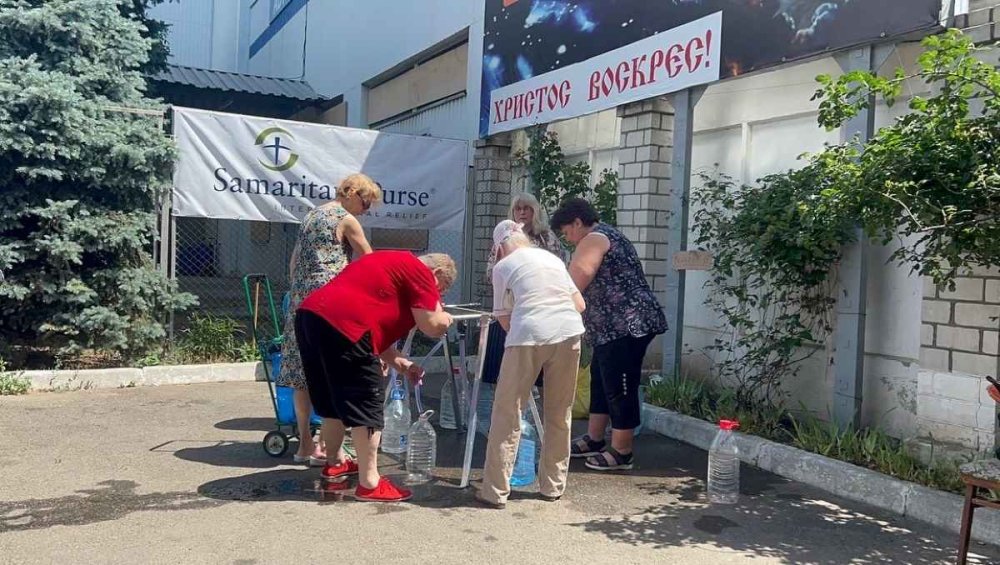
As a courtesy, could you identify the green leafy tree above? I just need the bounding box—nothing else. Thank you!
[814,29,1000,287]
[0,0,193,363]
[514,127,619,226]
[692,30,1000,407]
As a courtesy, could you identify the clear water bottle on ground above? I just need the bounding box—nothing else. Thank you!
[439,369,458,430]
[406,410,437,485]
[510,410,539,487]
[382,376,411,454]
[476,382,495,437]
[708,419,740,504]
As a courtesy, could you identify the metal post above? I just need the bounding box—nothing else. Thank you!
[831,44,894,430]
[441,332,464,430]
[663,87,705,376]
[462,164,476,305]
[157,192,172,275]
[527,391,544,442]
[461,313,492,488]
[167,213,178,340]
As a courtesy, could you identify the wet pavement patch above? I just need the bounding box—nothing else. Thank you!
[0,480,223,533]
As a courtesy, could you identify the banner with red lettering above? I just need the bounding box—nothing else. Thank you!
[487,12,720,135]
[480,0,943,137]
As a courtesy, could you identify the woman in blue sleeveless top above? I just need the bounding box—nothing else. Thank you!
[549,198,667,471]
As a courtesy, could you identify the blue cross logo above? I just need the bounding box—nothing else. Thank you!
[255,127,299,171]
[264,136,290,166]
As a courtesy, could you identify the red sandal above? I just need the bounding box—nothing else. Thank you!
[355,477,412,502]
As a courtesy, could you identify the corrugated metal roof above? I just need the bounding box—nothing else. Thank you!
[151,64,328,102]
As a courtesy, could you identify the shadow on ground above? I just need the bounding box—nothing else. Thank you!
[214,417,275,432]
[0,480,224,533]
[157,439,293,469]
[168,385,1000,564]
[567,435,997,565]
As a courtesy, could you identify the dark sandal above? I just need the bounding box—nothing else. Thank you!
[570,435,606,458]
[585,447,634,471]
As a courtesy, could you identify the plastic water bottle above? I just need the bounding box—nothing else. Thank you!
[475,382,495,437]
[382,376,411,454]
[439,370,457,430]
[708,419,740,504]
[510,410,539,487]
[405,410,437,484]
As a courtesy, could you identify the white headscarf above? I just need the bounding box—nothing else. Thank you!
[491,220,525,259]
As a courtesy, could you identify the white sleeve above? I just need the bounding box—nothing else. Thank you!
[492,265,511,315]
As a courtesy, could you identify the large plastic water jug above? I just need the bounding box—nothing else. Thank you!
[510,410,539,487]
[405,410,437,484]
[708,420,740,504]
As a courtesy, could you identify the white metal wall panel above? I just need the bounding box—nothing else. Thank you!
[374,96,469,305]
[376,96,470,141]
[150,0,215,69]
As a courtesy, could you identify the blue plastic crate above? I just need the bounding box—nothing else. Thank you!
[269,351,322,426]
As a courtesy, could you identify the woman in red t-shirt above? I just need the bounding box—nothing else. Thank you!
[297,251,455,502]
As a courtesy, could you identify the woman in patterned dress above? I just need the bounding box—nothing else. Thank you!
[549,197,667,471]
[280,173,381,465]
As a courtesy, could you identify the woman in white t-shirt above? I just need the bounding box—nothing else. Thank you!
[476,220,585,509]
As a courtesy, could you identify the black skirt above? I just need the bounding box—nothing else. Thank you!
[481,320,543,387]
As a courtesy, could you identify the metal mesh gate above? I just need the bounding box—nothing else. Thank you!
[171,216,468,333]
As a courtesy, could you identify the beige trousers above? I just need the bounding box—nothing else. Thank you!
[480,335,582,504]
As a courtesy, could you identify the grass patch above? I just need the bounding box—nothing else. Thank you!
[135,315,262,368]
[646,375,967,494]
[0,358,31,395]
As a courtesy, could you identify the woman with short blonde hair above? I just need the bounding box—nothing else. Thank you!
[336,173,382,204]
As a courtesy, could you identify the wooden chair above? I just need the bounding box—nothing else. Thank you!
[958,459,1000,564]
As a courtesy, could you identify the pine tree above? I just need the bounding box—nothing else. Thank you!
[0,0,194,364]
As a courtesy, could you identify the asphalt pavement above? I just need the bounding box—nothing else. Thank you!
[1,379,997,564]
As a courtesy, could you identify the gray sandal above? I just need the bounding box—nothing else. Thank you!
[585,447,634,471]
[570,435,606,458]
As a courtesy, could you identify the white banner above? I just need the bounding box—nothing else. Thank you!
[487,12,721,136]
[172,107,468,231]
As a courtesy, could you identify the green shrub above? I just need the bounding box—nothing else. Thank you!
[789,415,965,493]
[174,315,248,364]
[0,358,30,395]
[646,375,965,494]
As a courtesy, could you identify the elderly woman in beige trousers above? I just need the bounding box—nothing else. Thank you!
[476,220,586,509]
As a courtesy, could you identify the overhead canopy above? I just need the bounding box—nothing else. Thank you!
[153,64,327,101]
[149,65,341,119]
[171,107,468,232]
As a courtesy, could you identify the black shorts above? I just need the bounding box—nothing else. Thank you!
[294,310,384,430]
[590,334,655,430]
